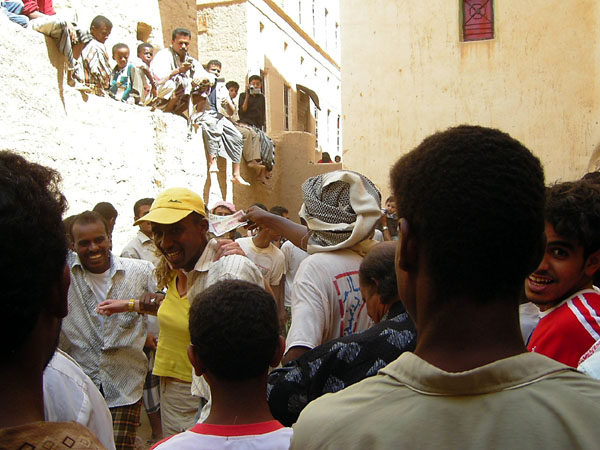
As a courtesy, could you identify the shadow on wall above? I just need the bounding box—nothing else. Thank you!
[157,0,198,59]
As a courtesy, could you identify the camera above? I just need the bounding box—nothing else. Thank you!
[249,86,262,95]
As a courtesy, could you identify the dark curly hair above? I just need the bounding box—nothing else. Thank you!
[0,151,68,357]
[359,242,398,304]
[390,125,546,300]
[546,180,600,258]
[189,280,279,381]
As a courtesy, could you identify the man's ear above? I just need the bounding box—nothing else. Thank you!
[396,218,417,272]
[270,335,285,368]
[188,344,206,377]
[584,248,600,279]
[48,263,70,318]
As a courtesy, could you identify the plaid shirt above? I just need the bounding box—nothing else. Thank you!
[60,252,156,408]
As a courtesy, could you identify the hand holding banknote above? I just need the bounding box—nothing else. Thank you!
[209,210,248,236]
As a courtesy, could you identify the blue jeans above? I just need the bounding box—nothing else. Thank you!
[1,1,28,27]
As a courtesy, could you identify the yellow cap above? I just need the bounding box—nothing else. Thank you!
[134,188,206,225]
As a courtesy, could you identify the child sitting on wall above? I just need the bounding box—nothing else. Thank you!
[109,43,138,103]
[151,280,292,449]
[80,15,112,96]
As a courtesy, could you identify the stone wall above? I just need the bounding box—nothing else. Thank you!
[0,15,206,252]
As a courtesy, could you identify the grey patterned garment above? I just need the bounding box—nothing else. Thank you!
[267,301,417,426]
[301,172,381,247]
[60,252,155,408]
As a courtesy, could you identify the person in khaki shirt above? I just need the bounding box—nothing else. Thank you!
[291,125,600,449]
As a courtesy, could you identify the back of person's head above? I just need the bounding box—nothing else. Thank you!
[390,125,545,300]
[546,181,600,257]
[226,81,239,90]
[93,201,118,221]
[252,202,268,211]
[133,197,154,218]
[321,152,332,163]
[70,210,109,241]
[359,242,398,304]
[582,171,600,184]
[189,280,280,381]
[90,15,112,29]
[172,27,191,40]
[0,151,68,358]
[270,205,288,217]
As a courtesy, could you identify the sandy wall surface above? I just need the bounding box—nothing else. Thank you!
[0,15,206,252]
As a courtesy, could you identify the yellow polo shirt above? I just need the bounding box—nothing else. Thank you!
[153,276,193,382]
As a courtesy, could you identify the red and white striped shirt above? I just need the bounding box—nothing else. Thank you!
[528,288,600,367]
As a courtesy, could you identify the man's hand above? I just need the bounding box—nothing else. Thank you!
[139,292,165,314]
[213,239,246,261]
[241,205,272,232]
[144,333,158,350]
[179,61,192,74]
[97,299,128,316]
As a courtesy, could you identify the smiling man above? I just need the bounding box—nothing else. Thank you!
[136,188,264,423]
[61,210,156,449]
[526,180,600,367]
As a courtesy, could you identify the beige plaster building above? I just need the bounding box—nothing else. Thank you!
[341,0,600,197]
[196,0,342,159]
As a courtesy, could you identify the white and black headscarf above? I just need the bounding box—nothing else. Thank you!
[299,171,382,254]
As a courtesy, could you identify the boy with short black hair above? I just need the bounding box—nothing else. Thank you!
[81,15,112,96]
[151,280,292,449]
[526,180,600,367]
[109,43,138,103]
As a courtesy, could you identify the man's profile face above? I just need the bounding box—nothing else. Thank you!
[136,204,153,237]
[172,34,191,57]
[91,23,112,44]
[72,220,111,274]
[139,47,153,65]
[525,222,591,311]
[151,214,208,272]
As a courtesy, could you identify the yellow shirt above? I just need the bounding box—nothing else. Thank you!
[153,276,193,382]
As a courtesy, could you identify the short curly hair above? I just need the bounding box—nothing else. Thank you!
[359,242,398,304]
[546,180,600,257]
[390,125,545,300]
[0,151,68,357]
[189,280,279,381]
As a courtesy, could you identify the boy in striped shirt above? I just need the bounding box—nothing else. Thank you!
[526,180,600,367]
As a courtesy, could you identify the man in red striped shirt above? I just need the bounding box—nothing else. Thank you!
[526,180,600,367]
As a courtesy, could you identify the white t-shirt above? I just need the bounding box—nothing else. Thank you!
[236,237,286,286]
[44,350,116,450]
[280,241,308,308]
[285,249,372,353]
[83,269,111,328]
[152,421,292,450]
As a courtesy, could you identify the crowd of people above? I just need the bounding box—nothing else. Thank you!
[3,4,600,447]
[3,124,600,450]
[3,1,276,186]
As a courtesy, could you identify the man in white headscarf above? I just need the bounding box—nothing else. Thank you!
[242,171,382,363]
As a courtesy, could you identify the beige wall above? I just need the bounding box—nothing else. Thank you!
[341,0,600,197]
[0,13,206,252]
[197,0,342,156]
